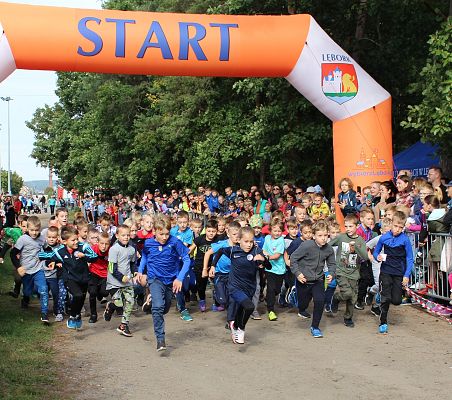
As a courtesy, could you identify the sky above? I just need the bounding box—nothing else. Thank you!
[0,0,103,183]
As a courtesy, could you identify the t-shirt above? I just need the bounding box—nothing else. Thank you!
[193,234,217,270]
[107,242,136,289]
[263,235,286,275]
[14,233,45,274]
[170,226,193,245]
[211,239,233,274]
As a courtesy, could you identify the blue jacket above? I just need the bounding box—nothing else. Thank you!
[139,236,190,285]
[373,231,413,278]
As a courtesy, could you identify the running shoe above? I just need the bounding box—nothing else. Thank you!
[117,323,133,337]
[41,313,50,325]
[180,309,193,321]
[235,328,245,344]
[156,340,167,352]
[54,313,64,322]
[66,317,77,330]
[297,311,311,319]
[103,302,114,322]
[268,311,278,321]
[250,310,262,320]
[379,324,388,334]
[344,318,355,328]
[199,300,206,312]
[354,301,365,310]
[310,327,323,338]
[370,306,381,317]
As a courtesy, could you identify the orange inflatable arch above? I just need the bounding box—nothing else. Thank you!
[0,2,392,201]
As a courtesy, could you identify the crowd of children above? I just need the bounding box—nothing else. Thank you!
[1,170,451,352]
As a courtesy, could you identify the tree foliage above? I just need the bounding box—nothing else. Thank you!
[401,19,452,157]
[27,0,449,193]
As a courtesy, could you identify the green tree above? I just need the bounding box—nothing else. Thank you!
[1,170,24,194]
[401,19,452,157]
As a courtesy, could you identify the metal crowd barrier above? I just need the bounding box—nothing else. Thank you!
[408,232,452,303]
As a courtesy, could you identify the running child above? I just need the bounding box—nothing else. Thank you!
[372,211,413,334]
[137,215,191,352]
[104,225,137,336]
[45,226,98,329]
[213,226,268,344]
[290,221,336,338]
[263,218,286,321]
[10,216,47,323]
[88,232,110,323]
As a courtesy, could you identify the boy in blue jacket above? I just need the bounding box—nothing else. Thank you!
[137,215,191,352]
[372,211,413,334]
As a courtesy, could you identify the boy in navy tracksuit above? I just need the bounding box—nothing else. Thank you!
[372,211,413,334]
[45,226,98,330]
[213,226,268,344]
[137,215,191,352]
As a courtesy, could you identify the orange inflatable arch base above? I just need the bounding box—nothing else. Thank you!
[0,2,393,203]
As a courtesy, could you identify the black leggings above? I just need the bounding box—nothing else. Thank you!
[266,272,284,312]
[66,280,88,318]
[296,279,325,329]
[194,269,208,301]
[88,275,108,315]
[234,298,255,330]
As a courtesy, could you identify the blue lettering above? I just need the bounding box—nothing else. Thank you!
[179,22,207,61]
[209,23,238,61]
[105,18,136,58]
[137,21,173,59]
[77,17,103,57]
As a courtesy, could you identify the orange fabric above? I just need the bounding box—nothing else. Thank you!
[333,97,392,225]
[0,2,309,77]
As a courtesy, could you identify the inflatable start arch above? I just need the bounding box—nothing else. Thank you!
[0,2,393,196]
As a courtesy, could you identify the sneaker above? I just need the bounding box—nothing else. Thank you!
[297,310,311,319]
[117,323,133,337]
[370,305,381,317]
[199,300,206,312]
[365,292,374,306]
[344,318,355,328]
[75,316,82,329]
[103,302,114,322]
[180,309,193,321]
[156,340,167,352]
[310,327,323,338]
[379,323,388,334]
[268,311,278,321]
[250,310,262,320]
[54,313,64,322]
[41,313,50,325]
[66,317,77,330]
[211,304,225,312]
[236,328,245,344]
[89,314,98,324]
[354,301,365,310]
[231,324,238,344]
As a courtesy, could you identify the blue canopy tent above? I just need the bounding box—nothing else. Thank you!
[393,141,439,178]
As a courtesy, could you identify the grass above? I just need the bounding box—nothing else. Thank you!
[0,257,60,400]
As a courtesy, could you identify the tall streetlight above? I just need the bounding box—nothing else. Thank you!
[1,96,12,194]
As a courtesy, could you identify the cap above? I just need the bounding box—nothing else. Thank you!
[306,186,315,193]
[249,215,263,228]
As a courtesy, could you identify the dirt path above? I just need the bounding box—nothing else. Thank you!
[56,298,451,400]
